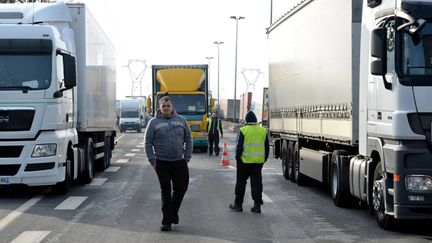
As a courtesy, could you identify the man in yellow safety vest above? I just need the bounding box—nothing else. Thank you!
[206,112,223,156]
[229,111,269,213]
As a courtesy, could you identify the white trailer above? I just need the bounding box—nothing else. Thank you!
[268,0,432,229]
[0,3,116,193]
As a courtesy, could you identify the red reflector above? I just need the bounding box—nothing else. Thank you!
[394,173,400,182]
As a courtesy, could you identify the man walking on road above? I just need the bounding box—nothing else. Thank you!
[229,111,269,213]
[145,96,192,231]
[206,112,223,156]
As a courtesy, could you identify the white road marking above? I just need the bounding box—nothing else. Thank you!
[115,159,129,163]
[131,149,140,152]
[125,153,135,157]
[11,231,50,243]
[105,166,120,172]
[55,196,87,210]
[227,165,236,170]
[0,196,43,232]
[139,142,143,145]
[136,145,144,148]
[262,193,274,203]
[114,134,125,144]
[262,167,276,170]
[89,178,108,186]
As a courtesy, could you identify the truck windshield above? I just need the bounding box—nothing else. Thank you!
[401,21,432,76]
[121,110,139,118]
[157,94,206,115]
[0,54,52,90]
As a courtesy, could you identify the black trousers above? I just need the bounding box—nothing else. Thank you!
[208,133,220,155]
[234,160,264,205]
[156,160,189,225]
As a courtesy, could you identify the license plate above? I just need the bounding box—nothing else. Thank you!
[0,177,10,184]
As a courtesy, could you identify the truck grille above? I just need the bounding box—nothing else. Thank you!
[0,164,20,176]
[0,146,23,158]
[190,124,201,132]
[25,162,55,172]
[0,109,35,131]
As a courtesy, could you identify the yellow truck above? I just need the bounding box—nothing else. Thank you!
[148,65,214,152]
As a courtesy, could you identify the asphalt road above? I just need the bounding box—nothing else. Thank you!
[1,129,432,242]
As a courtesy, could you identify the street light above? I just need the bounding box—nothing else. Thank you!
[230,16,244,123]
[213,41,224,106]
[205,56,214,65]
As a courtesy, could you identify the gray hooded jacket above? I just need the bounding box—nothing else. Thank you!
[144,109,192,165]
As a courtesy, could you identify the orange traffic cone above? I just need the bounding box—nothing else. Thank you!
[220,142,230,166]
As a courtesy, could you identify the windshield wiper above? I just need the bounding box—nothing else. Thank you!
[0,86,32,93]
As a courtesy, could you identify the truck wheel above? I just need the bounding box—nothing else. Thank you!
[294,143,308,186]
[105,136,112,168]
[372,162,395,229]
[281,140,289,180]
[81,138,94,184]
[137,127,142,133]
[53,158,72,194]
[288,142,295,182]
[330,150,351,207]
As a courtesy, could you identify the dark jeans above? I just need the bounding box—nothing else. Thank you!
[234,160,264,205]
[208,133,220,155]
[156,159,189,225]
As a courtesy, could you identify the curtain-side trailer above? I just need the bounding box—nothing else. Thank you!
[268,0,432,229]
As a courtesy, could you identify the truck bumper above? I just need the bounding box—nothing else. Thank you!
[120,123,140,131]
[193,138,208,148]
[383,140,432,219]
[0,130,68,186]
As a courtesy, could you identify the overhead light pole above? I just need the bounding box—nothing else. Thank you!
[230,16,244,122]
[213,41,224,106]
[205,56,214,65]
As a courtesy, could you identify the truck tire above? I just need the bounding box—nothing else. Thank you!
[52,158,72,195]
[288,142,295,182]
[80,138,94,184]
[281,140,289,180]
[372,162,395,229]
[294,143,308,186]
[105,136,112,168]
[137,127,142,133]
[330,150,352,207]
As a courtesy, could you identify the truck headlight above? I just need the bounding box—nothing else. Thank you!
[32,144,57,157]
[405,175,432,192]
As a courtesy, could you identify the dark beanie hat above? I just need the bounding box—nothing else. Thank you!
[245,111,257,123]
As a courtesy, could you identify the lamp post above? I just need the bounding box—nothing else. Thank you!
[230,16,244,122]
[213,41,224,106]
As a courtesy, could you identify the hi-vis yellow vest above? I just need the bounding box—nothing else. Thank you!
[240,125,267,163]
[208,117,221,134]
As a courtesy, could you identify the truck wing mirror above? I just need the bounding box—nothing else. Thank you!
[370,28,387,76]
[63,54,77,89]
[370,27,391,89]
